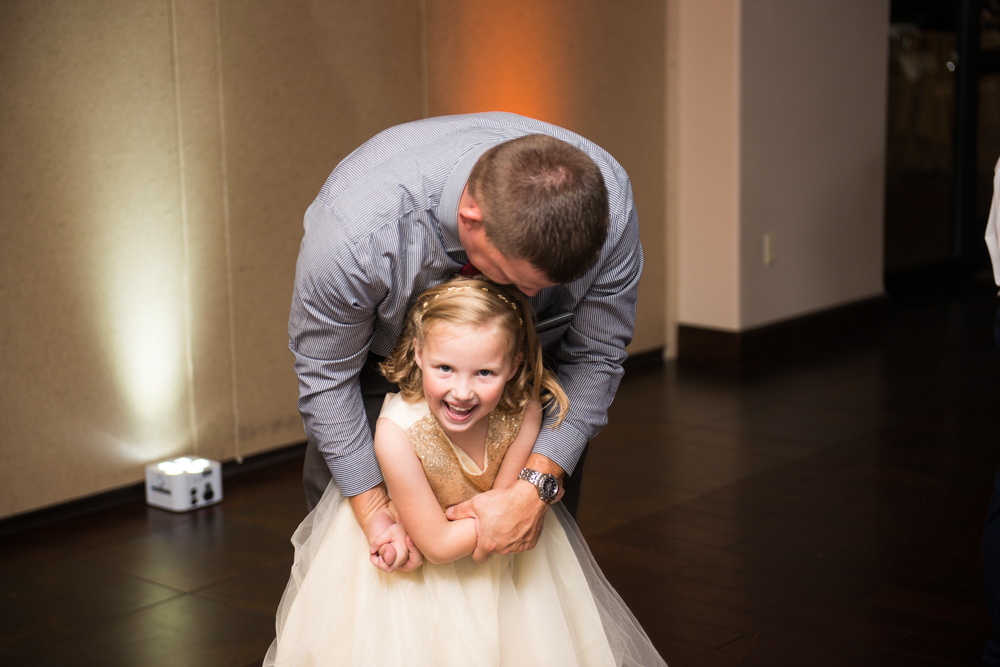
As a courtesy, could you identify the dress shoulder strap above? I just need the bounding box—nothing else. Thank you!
[377,392,430,432]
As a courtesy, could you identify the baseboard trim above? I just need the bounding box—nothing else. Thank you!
[622,347,665,373]
[678,295,888,369]
[0,440,308,539]
[676,327,742,368]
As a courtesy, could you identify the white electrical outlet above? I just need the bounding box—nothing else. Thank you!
[763,232,777,267]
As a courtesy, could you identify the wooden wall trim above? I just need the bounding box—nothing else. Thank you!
[0,441,308,539]
[678,296,888,369]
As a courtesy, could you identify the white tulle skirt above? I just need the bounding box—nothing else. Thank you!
[264,483,667,667]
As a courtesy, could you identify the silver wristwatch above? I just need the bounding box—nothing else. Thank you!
[518,468,559,503]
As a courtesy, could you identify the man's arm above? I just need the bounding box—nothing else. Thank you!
[446,452,561,563]
[534,195,642,474]
[289,230,385,497]
[351,483,424,573]
[447,181,642,559]
[291,238,425,573]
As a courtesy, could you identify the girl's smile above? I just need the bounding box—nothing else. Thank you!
[443,400,477,421]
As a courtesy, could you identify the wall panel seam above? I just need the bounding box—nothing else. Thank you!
[168,0,200,455]
[211,0,242,462]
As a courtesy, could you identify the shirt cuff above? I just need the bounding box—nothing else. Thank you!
[328,444,385,497]
[532,421,589,476]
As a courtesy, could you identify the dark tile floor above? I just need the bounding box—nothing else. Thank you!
[2,281,999,666]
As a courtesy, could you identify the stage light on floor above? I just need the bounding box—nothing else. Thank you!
[145,456,222,512]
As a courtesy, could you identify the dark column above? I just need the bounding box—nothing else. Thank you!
[951,0,981,262]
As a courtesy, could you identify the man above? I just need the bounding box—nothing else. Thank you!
[289,112,641,568]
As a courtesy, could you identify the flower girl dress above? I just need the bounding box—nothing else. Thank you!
[264,393,667,666]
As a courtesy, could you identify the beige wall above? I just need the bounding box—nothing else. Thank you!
[674,0,743,331]
[0,0,424,518]
[739,0,887,328]
[2,1,188,513]
[1,0,668,518]
[670,0,887,335]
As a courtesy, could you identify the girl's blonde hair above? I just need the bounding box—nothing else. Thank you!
[380,276,569,426]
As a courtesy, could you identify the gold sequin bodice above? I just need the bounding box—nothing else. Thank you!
[380,395,524,509]
[407,408,524,509]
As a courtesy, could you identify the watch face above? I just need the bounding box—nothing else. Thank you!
[541,477,559,499]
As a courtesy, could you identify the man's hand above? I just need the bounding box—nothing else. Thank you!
[349,484,425,573]
[445,454,564,563]
[446,482,546,562]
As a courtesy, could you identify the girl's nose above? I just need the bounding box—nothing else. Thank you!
[452,377,475,400]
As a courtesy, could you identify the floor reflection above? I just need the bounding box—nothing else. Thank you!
[1,282,998,666]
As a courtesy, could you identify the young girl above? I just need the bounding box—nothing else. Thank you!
[265,277,667,666]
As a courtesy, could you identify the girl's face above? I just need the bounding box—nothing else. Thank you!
[413,321,519,436]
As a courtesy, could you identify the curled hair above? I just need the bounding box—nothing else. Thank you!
[380,276,568,427]
[467,134,609,284]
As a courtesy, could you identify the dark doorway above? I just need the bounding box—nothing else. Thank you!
[885,0,1000,294]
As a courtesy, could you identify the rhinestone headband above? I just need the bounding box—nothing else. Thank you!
[422,285,523,326]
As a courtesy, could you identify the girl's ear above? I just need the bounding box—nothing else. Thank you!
[506,353,523,382]
[412,339,424,369]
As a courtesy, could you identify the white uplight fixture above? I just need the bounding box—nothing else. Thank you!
[145,456,223,512]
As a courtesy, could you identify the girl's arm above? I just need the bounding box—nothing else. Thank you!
[375,419,478,564]
[493,399,543,490]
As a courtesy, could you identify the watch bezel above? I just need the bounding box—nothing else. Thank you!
[539,475,559,500]
[519,467,559,502]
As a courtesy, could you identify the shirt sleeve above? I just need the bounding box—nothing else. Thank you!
[532,184,643,475]
[987,155,1000,288]
[288,216,387,497]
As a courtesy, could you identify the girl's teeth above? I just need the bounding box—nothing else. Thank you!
[449,403,473,414]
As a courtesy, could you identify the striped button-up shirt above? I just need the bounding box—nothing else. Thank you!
[289,112,642,496]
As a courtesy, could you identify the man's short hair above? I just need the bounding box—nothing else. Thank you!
[467,134,609,284]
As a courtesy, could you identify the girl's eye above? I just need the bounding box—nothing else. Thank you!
[438,365,452,373]
[477,369,494,377]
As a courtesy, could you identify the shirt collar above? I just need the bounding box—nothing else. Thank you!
[438,140,502,254]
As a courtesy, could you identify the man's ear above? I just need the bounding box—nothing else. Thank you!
[457,190,484,230]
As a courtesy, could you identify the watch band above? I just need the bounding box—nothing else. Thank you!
[519,467,559,503]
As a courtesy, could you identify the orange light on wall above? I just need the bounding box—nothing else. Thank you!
[426,0,575,126]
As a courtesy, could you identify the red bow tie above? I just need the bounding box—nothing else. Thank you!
[460,262,481,277]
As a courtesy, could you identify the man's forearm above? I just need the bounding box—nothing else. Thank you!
[524,452,564,481]
[349,483,394,541]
